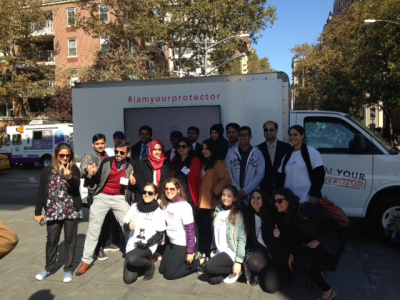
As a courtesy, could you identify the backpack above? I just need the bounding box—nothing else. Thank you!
[298,196,350,227]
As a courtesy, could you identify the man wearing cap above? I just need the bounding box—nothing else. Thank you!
[165,131,183,162]
[105,131,126,156]
[130,125,153,162]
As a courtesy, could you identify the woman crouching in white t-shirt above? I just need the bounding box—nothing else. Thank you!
[203,185,246,285]
[159,177,201,280]
[123,183,165,284]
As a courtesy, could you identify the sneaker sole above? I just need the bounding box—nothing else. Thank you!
[63,278,72,283]
[97,256,108,261]
[103,248,120,252]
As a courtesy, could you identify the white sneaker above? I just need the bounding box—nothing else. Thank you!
[63,271,73,283]
[36,269,51,281]
[223,271,242,284]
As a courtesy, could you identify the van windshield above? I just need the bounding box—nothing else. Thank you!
[346,115,397,153]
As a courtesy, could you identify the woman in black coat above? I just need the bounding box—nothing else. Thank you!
[273,187,345,300]
[136,140,172,202]
[244,189,292,293]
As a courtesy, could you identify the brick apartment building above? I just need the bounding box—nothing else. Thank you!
[0,0,167,140]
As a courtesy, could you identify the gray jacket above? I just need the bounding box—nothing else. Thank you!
[80,150,108,194]
[93,157,139,204]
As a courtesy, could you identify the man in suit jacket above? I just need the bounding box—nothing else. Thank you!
[257,121,291,198]
[131,125,153,162]
[187,126,202,159]
[165,131,183,162]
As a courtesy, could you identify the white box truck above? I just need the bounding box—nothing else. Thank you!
[0,120,73,167]
[72,72,400,235]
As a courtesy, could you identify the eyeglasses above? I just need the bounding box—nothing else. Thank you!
[164,187,177,192]
[114,150,126,155]
[142,190,155,196]
[264,128,276,133]
[113,135,124,139]
[273,198,286,204]
[177,145,188,149]
[58,154,71,159]
[238,133,250,138]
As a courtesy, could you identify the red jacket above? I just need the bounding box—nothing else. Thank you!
[187,157,202,207]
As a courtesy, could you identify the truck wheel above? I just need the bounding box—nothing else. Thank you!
[41,155,52,167]
[370,196,400,236]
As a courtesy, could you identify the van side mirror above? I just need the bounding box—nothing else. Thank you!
[349,134,368,153]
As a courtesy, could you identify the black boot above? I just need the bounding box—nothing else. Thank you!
[143,259,155,281]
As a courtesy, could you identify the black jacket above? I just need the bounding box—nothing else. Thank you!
[136,157,172,202]
[291,202,345,271]
[131,140,152,162]
[257,140,291,197]
[35,165,82,216]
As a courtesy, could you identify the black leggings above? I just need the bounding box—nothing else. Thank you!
[293,247,331,292]
[159,242,200,280]
[196,209,213,256]
[123,247,152,284]
[205,252,234,285]
[247,249,284,294]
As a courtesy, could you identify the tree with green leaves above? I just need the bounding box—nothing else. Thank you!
[0,0,55,119]
[76,0,277,79]
[291,0,400,143]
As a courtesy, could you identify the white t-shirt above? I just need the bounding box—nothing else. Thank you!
[124,203,166,254]
[254,215,267,248]
[279,145,323,203]
[214,209,236,262]
[163,200,194,246]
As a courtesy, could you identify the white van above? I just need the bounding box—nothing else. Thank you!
[0,120,73,167]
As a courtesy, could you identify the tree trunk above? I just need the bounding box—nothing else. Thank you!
[22,97,32,119]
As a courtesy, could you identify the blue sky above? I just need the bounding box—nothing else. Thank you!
[253,0,334,82]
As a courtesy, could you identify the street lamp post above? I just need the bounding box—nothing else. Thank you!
[198,33,250,76]
[364,19,400,26]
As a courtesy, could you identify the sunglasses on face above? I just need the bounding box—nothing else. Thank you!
[113,135,124,139]
[171,137,179,141]
[114,150,126,155]
[58,154,71,159]
[142,190,155,196]
[264,128,276,132]
[177,145,188,149]
[273,198,285,204]
[164,187,177,192]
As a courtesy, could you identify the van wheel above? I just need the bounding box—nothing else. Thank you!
[370,196,400,236]
[41,155,52,167]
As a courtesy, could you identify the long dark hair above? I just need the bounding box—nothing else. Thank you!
[244,189,273,233]
[51,142,76,177]
[174,137,194,168]
[273,188,300,228]
[222,185,241,225]
[201,138,219,170]
[288,125,307,144]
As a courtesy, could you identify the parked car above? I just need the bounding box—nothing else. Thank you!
[0,154,11,171]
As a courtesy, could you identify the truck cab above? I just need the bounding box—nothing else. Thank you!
[291,110,400,234]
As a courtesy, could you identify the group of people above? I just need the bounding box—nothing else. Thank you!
[33,121,344,300]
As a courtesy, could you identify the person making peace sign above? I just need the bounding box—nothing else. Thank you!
[34,142,82,283]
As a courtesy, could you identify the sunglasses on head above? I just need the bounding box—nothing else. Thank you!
[58,154,71,159]
[164,187,176,192]
[177,145,188,149]
[114,150,126,155]
[273,198,285,204]
[142,190,155,196]
[264,128,276,132]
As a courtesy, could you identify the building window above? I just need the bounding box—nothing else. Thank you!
[0,101,14,117]
[68,38,77,57]
[70,69,79,87]
[67,8,76,26]
[100,36,110,54]
[99,5,109,23]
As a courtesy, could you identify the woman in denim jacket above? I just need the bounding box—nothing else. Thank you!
[203,185,246,285]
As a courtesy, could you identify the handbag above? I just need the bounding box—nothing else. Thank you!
[299,196,350,227]
[0,220,19,259]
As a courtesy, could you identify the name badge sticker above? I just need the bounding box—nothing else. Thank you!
[120,177,129,185]
[181,166,190,175]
